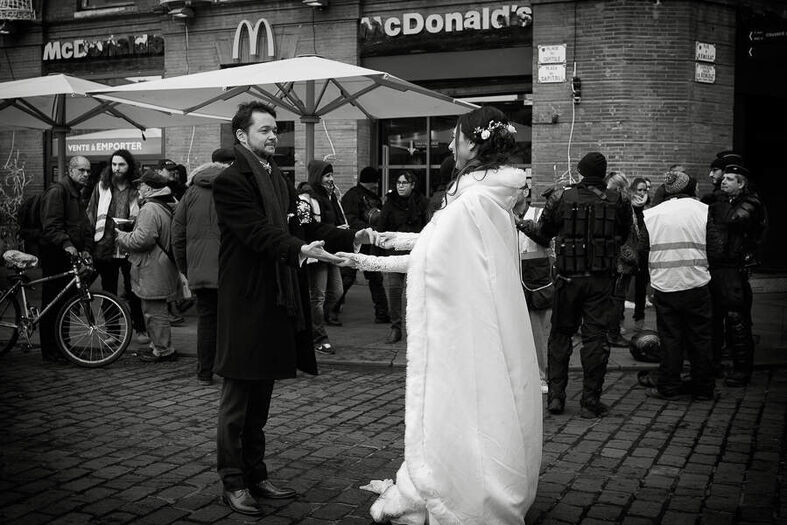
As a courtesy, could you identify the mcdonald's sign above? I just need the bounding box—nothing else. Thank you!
[232,18,275,61]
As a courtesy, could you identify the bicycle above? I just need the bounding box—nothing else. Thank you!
[0,249,132,367]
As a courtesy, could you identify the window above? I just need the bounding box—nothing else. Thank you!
[78,0,134,10]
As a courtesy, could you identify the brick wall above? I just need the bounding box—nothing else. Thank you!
[531,0,736,196]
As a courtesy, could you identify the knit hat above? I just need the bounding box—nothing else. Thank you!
[133,168,169,189]
[359,166,379,183]
[664,170,692,195]
[577,152,607,180]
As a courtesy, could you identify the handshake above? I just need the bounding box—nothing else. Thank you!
[299,228,397,268]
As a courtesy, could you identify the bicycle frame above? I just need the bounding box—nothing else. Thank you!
[3,264,90,329]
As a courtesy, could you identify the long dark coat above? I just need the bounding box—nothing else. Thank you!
[212,150,355,380]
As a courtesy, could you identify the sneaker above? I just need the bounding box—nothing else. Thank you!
[135,331,151,344]
[169,314,185,326]
[580,402,610,418]
[547,398,564,414]
[314,343,335,355]
[137,347,177,362]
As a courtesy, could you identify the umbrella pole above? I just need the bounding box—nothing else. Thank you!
[302,80,317,164]
[54,94,67,179]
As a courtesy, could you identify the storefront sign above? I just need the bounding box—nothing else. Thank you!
[62,129,163,158]
[694,63,716,84]
[232,18,275,61]
[361,5,532,38]
[695,41,716,63]
[42,34,164,62]
[538,44,565,64]
[538,64,565,83]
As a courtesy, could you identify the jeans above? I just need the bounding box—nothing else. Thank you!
[217,378,275,491]
[140,299,174,356]
[194,288,217,378]
[308,262,342,343]
[653,285,714,396]
[387,272,406,331]
[94,258,145,333]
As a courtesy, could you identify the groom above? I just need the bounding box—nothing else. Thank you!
[212,101,375,516]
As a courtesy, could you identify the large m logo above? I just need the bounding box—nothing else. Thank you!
[232,18,275,61]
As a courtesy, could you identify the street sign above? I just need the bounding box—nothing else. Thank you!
[695,63,716,84]
[538,64,566,83]
[695,41,716,63]
[538,44,566,64]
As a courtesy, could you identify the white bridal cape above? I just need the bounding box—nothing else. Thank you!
[356,166,543,524]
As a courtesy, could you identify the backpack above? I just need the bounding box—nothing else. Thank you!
[16,193,43,254]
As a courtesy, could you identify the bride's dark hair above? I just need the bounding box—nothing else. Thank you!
[454,105,517,177]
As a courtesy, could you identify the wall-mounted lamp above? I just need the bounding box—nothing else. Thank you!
[302,0,329,8]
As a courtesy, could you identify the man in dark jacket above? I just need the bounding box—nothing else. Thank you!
[338,166,390,324]
[39,156,94,362]
[211,101,375,516]
[521,152,632,418]
[702,151,743,205]
[707,164,766,387]
[172,161,225,384]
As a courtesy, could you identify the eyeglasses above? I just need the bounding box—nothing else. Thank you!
[396,180,411,185]
[73,168,90,173]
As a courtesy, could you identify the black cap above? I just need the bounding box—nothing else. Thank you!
[133,168,170,189]
[211,148,235,164]
[724,164,750,178]
[359,166,379,183]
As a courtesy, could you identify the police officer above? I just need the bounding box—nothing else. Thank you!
[702,151,743,205]
[521,151,632,418]
[707,164,766,387]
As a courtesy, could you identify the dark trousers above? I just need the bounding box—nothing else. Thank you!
[94,258,145,333]
[194,288,217,378]
[548,274,613,408]
[633,264,649,322]
[609,274,632,337]
[653,285,714,396]
[39,245,75,358]
[217,378,275,491]
[709,268,754,380]
[339,266,389,321]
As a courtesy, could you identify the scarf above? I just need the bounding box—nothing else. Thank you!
[94,184,112,241]
[234,145,305,330]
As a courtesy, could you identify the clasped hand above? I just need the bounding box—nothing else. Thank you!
[300,227,378,266]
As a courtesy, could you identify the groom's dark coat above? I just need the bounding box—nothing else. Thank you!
[212,148,355,380]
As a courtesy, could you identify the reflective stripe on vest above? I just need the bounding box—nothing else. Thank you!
[644,198,710,292]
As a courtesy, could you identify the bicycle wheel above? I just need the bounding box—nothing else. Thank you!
[55,291,131,367]
[0,292,21,355]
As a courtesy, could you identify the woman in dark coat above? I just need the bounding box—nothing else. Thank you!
[378,171,428,343]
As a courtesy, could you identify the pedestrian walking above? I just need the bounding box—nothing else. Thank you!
[115,169,180,363]
[171,162,225,384]
[210,101,374,517]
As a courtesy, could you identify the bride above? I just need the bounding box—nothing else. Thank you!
[338,106,542,524]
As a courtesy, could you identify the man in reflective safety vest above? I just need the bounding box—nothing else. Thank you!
[643,171,715,401]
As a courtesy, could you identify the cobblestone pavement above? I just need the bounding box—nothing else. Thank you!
[1,351,785,524]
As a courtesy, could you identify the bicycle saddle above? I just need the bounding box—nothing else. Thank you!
[3,249,39,269]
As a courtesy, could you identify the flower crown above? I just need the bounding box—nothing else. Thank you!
[473,120,517,141]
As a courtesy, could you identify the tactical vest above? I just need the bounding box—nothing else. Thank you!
[555,186,621,275]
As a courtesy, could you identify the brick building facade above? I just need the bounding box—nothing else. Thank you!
[1,0,785,267]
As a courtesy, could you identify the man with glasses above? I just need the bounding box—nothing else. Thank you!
[38,156,94,362]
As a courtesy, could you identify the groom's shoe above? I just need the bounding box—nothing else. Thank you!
[547,398,564,415]
[221,488,265,516]
[250,479,297,500]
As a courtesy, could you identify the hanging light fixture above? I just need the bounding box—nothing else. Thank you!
[302,0,329,8]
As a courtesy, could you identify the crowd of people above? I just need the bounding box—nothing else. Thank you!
[14,100,768,523]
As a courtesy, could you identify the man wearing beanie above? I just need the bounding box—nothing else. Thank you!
[707,163,766,387]
[337,167,390,324]
[521,151,632,418]
[642,170,716,401]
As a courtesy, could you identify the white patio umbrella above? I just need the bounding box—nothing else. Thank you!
[0,74,226,175]
[92,55,477,163]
